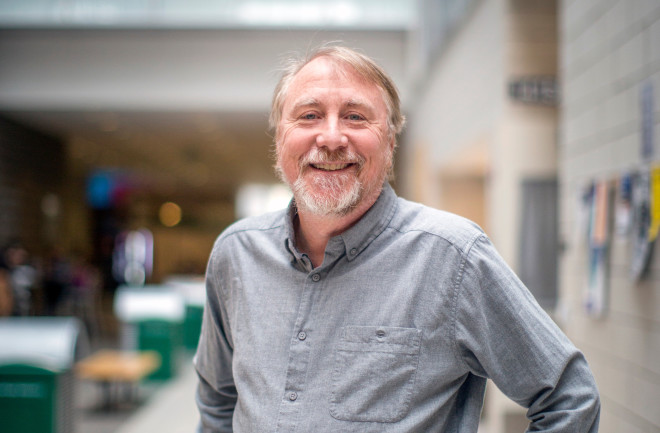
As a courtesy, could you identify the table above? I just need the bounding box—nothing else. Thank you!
[76,349,161,409]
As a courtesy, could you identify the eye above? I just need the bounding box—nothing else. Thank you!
[346,113,365,121]
[300,112,319,120]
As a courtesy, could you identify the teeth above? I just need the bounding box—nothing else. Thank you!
[313,163,349,171]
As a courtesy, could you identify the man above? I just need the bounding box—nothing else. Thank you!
[194,45,600,432]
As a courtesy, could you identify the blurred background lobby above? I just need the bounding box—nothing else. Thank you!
[0,0,659,432]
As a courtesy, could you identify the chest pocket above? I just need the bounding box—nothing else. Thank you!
[329,326,422,423]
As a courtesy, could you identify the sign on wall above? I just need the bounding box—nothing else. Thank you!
[508,76,558,106]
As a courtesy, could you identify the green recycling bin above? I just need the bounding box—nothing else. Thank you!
[183,304,204,351]
[164,275,206,352]
[0,317,86,433]
[137,319,182,380]
[114,286,185,381]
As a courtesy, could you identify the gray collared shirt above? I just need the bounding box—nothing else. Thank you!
[194,183,600,432]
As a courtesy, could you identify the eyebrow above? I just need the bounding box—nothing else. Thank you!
[345,98,375,112]
[290,97,321,112]
[290,97,375,114]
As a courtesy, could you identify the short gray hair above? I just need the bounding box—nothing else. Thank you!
[269,44,406,143]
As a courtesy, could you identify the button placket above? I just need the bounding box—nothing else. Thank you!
[275,270,320,430]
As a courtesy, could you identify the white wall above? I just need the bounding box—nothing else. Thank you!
[559,0,660,431]
[404,1,561,430]
[404,0,558,265]
[403,0,505,228]
[407,0,505,170]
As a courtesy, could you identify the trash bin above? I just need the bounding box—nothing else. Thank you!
[114,286,184,381]
[0,317,87,433]
[164,275,206,352]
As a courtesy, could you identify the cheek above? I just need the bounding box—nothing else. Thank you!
[275,143,302,182]
[358,132,391,163]
[359,143,393,180]
[277,126,312,158]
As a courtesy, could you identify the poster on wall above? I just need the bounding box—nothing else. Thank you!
[584,180,612,318]
[641,82,654,161]
[575,181,594,243]
[629,82,657,281]
[649,165,660,242]
[630,170,654,281]
[615,174,633,237]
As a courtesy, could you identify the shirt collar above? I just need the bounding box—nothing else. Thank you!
[284,182,398,264]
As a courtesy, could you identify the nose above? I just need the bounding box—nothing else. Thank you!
[316,117,348,149]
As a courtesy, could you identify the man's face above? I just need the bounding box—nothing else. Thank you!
[275,57,393,217]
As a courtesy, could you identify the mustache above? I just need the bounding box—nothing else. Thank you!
[298,147,365,171]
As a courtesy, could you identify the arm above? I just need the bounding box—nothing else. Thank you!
[194,246,237,432]
[453,235,600,432]
[195,368,236,433]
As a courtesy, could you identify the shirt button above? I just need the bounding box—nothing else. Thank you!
[288,392,298,401]
[350,248,358,256]
[311,273,321,282]
[297,331,307,340]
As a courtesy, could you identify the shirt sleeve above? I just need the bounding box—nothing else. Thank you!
[453,235,601,432]
[194,244,237,433]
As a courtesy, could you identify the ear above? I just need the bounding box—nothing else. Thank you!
[388,134,396,153]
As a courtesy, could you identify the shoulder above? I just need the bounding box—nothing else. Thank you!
[389,196,486,255]
[212,209,287,251]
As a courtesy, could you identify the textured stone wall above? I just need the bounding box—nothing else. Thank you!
[559,1,660,431]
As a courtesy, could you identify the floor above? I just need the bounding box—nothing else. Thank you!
[76,354,200,433]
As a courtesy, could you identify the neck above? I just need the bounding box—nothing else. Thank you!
[294,187,382,268]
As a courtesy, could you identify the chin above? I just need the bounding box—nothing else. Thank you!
[293,176,363,217]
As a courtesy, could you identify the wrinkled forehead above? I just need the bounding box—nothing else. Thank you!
[293,57,370,90]
[284,56,387,109]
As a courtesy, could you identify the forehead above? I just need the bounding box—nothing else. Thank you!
[296,56,356,81]
[284,57,384,106]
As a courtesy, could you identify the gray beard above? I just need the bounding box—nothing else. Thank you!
[291,171,363,217]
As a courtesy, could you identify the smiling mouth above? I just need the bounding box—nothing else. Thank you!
[310,163,354,171]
